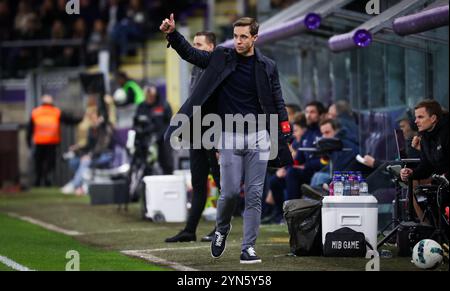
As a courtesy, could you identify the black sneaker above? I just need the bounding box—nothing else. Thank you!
[164,230,196,243]
[211,225,232,258]
[201,229,216,242]
[240,247,262,264]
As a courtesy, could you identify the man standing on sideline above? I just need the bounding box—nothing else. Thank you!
[27,95,80,187]
[165,31,221,243]
[160,14,293,263]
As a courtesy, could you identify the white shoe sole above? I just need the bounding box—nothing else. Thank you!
[240,259,262,264]
[210,224,232,259]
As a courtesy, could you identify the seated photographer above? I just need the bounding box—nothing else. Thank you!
[400,99,449,222]
[310,119,359,188]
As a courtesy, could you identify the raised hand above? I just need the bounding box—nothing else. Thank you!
[160,13,176,34]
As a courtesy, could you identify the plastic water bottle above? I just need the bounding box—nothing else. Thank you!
[329,178,334,196]
[329,172,341,196]
[343,172,351,196]
[349,172,359,196]
[359,177,369,195]
[334,174,344,196]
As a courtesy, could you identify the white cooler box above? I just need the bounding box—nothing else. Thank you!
[143,175,187,222]
[322,195,378,249]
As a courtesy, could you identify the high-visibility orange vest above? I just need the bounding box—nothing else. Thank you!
[31,105,62,145]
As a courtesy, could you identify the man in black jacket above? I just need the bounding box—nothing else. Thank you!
[400,99,449,223]
[165,31,221,243]
[400,99,449,182]
[160,14,292,264]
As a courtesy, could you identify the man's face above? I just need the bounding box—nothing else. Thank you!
[305,105,320,125]
[293,124,305,142]
[399,120,413,139]
[193,35,214,52]
[286,107,296,124]
[320,123,336,139]
[145,87,157,104]
[415,107,437,132]
[233,26,257,56]
[327,104,337,120]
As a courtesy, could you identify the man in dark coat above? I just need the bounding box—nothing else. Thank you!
[160,14,292,264]
[165,31,221,243]
[400,99,449,223]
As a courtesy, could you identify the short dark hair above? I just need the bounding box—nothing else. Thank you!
[286,103,302,113]
[335,99,353,116]
[195,31,217,47]
[320,118,340,131]
[306,101,326,115]
[293,113,307,129]
[115,71,128,80]
[233,17,259,36]
[414,99,443,120]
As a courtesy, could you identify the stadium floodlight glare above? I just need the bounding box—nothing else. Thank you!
[328,29,373,52]
[220,13,322,48]
[393,4,449,36]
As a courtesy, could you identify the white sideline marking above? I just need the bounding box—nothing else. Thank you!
[126,245,211,252]
[81,227,170,236]
[6,212,83,236]
[121,243,283,271]
[121,250,198,271]
[0,255,34,271]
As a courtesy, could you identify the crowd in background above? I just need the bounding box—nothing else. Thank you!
[0,0,200,77]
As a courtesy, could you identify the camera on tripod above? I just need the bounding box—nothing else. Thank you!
[378,162,449,256]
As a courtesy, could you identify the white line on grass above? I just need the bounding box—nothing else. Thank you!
[121,250,198,271]
[0,255,34,271]
[6,212,83,236]
[122,245,211,253]
[121,243,284,271]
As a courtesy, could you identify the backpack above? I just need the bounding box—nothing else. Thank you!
[284,198,323,256]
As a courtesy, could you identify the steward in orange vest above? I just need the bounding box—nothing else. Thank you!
[31,103,62,145]
[27,95,81,187]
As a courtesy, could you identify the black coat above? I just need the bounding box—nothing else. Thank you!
[163,30,293,168]
[412,113,449,180]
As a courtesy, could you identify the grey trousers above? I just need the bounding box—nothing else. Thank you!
[216,131,270,251]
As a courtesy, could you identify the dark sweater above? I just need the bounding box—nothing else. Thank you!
[215,54,263,130]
